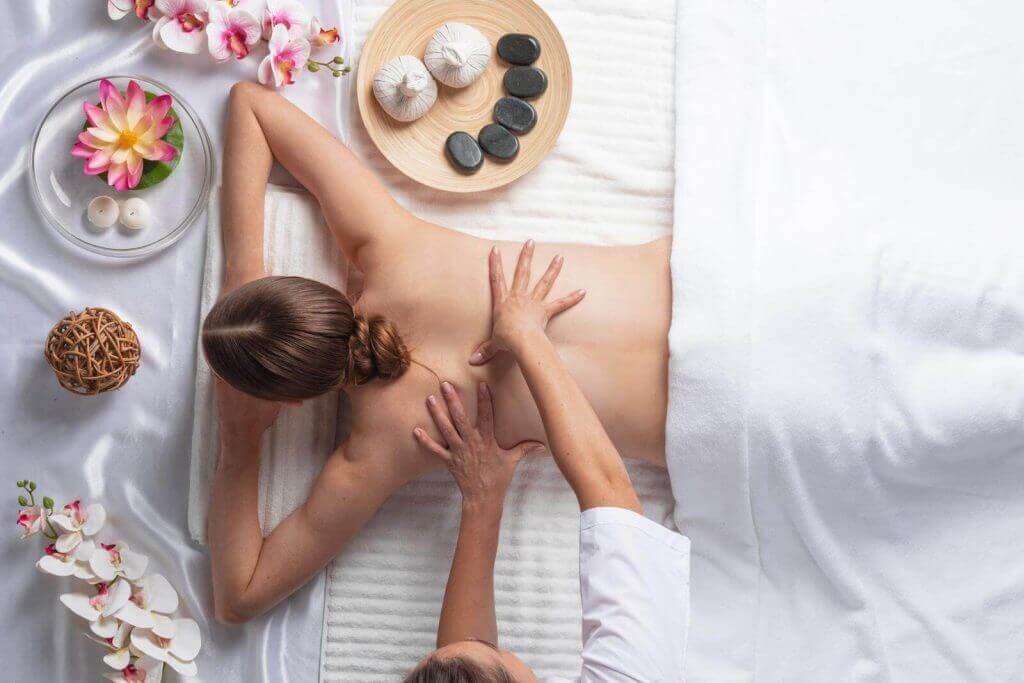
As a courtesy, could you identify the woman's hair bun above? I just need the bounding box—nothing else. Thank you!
[347,313,411,385]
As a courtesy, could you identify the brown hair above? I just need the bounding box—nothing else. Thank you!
[403,656,514,683]
[201,276,410,401]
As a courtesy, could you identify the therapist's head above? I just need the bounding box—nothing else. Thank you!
[404,640,537,682]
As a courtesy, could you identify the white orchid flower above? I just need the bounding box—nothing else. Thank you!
[103,655,164,683]
[90,541,149,582]
[261,0,310,40]
[49,500,105,554]
[109,0,157,20]
[61,579,133,623]
[16,506,46,538]
[114,574,180,629]
[85,620,134,670]
[130,618,201,676]
[153,0,210,54]
[207,2,261,61]
[37,539,97,580]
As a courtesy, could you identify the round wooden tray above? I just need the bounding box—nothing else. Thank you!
[356,0,572,193]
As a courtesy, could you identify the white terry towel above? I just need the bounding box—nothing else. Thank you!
[668,0,1024,681]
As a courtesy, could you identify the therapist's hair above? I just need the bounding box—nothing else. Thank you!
[202,275,410,401]
[403,657,514,683]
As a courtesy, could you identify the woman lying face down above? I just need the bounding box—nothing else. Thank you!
[202,82,671,626]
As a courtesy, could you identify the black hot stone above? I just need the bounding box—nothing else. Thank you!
[503,66,548,99]
[478,124,520,161]
[493,97,537,134]
[445,132,484,174]
[497,33,541,65]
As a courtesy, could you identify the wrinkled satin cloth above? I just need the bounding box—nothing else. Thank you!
[0,2,349,681]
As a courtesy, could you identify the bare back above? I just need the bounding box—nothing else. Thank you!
[346,221,672,481]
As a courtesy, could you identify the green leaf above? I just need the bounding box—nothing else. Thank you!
[18,495,27,506]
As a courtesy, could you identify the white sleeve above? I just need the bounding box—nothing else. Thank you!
[575,507,690,683]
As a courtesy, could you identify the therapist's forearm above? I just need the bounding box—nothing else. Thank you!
[510,330,642,513]
[435,498,503,648]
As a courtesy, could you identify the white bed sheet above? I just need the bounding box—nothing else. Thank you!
[0,2,350,681]
[670,1,1024,680]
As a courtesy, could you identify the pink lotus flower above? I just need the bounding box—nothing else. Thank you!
[261,0,310,39]
[152,0,209,54]
[258,24,310,88]
[308,17,339,48]
[71,80,177,193]
[207,3,261,61]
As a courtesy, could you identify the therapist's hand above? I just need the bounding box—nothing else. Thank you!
[415,381,544,506]
[469,240,586,366]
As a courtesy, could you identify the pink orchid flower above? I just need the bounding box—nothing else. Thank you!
[71,80,177,193]
[261,0,310,39]
[258,24,310,88]
[48,498,106,553]
[207,3,261,61]
[131,617,201,677]
[152,0,209,54]
[37,541,97,580]
[16,506,45,538]
[308,17,339,48]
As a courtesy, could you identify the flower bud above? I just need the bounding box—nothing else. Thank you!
[332,56,345,64]
[307,62,320,72]
[43,497,54,509]
[18,496,27,506]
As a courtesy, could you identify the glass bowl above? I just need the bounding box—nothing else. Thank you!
[30,75,214,259]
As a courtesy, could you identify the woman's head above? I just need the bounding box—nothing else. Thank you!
[202,276,410,401]
[404,641,536,683]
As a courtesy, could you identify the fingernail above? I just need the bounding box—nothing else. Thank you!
[527,239,534,248]
[578,289,587,296]
[469,352,482,363]
[479,382,488,394]
[427,395,436,405]
[555,254,564,264]
[413,428,422,437]
[491,245,498,256]
[442,381,453,393]
[527,444,545,453]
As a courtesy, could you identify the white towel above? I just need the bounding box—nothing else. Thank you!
[667,1,1024,680]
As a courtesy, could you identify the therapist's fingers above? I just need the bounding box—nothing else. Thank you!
[489,246,507,308]
[441,382,471,436]
[532,254,564,300]
[546,289,587,318]
[507,440,546,462]
[511,240,534,293]
[476,382,495,441]
[413,427,450,462]
[426,394,460,448]
[468,339,500,366]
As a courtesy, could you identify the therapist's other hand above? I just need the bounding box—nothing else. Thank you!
[215,378,281,445]
[415,381,544,505]
[469,240,586,366]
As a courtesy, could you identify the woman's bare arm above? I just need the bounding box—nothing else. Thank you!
[221,81,411,288]
[207,381,399,624]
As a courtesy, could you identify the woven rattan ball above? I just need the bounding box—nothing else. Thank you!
[44,308,141,395]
